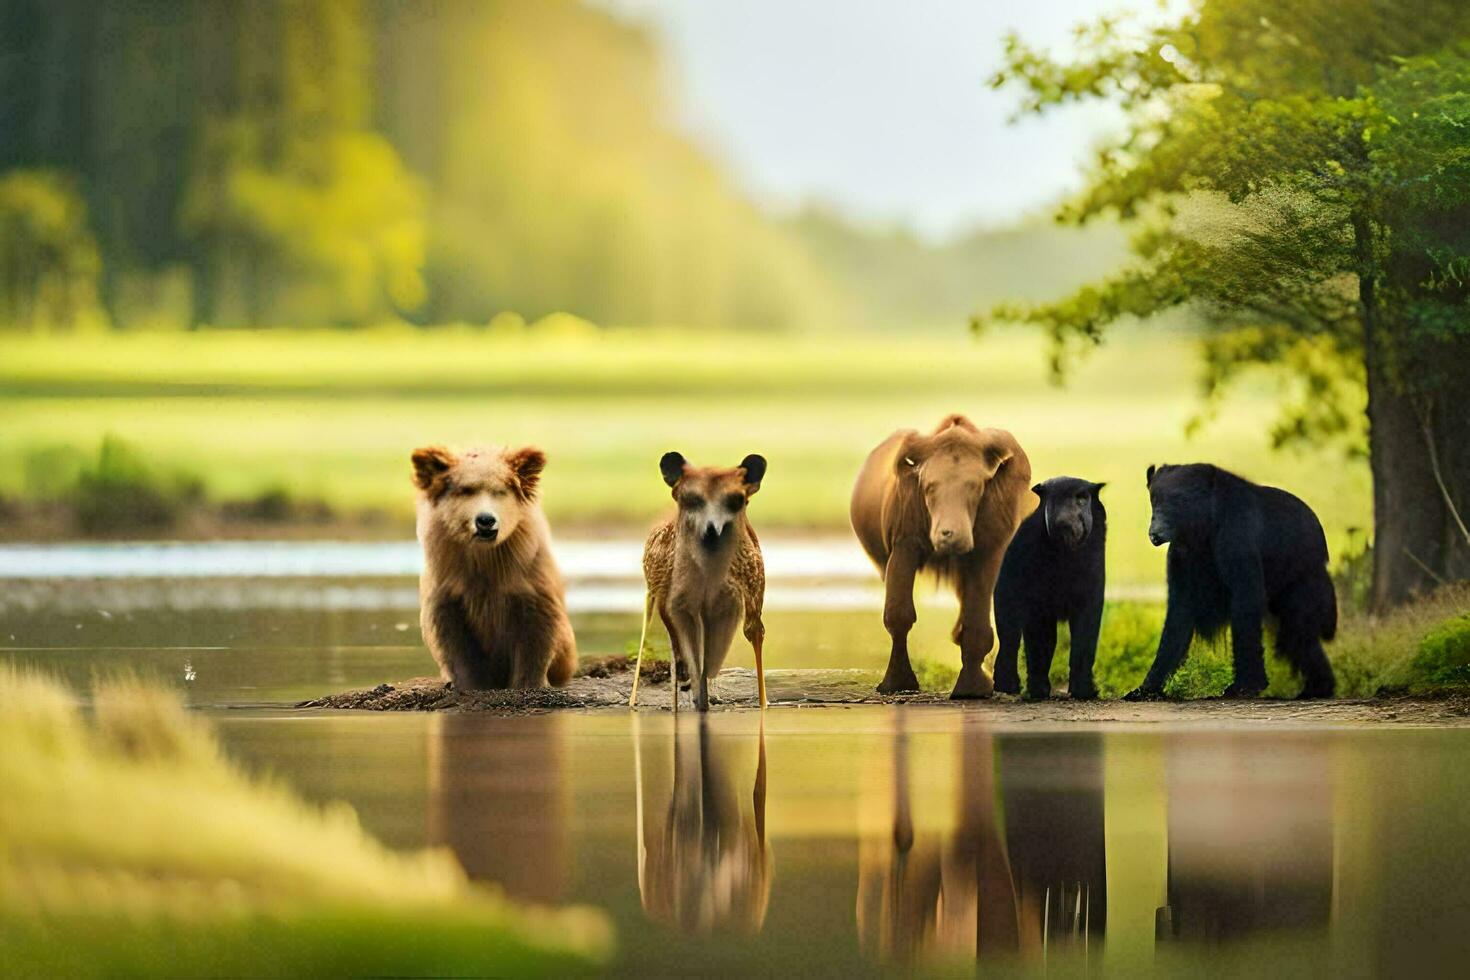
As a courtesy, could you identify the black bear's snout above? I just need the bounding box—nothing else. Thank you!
[1149,530,1166,546]
[474,513,499,538]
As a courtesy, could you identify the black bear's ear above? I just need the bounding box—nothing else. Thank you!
[739,454,766,491]
[1092,481,1107,496]
[659,451,687,488]
[1031,482,1045,497]
[1145,464,1156,487]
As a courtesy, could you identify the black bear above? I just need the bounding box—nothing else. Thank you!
[1125,463,1337,701]
[993,476,1107,700]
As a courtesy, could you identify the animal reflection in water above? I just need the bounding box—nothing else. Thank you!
[857,719,1106,965]
[1158,737,1333,942]
[634,716,772,935]
[426,713,568,904]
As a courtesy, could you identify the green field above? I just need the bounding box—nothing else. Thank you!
[0,325,1370,585]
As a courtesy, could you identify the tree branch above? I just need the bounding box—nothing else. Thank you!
[1402,546,1449,587]
[1418,402,1470,546]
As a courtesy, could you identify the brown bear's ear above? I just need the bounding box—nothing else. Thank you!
[1146,464,1157,487]
[660,451,687,488]
[739,454,766,494]
[507,447,547,501]
[411,446,456,491]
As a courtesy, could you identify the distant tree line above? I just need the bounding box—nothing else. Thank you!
[0,0,840,330]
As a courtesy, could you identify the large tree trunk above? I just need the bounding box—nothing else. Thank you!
[1364,359,1470,609]
[1357,212,1470,610]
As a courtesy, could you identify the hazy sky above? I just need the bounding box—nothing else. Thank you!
[602,1,1172,239]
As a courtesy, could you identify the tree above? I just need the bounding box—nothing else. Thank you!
[982,0,1470,608]
[0,169,102,330]
[182,0,426,326]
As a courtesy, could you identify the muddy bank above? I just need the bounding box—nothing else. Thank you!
[299,656,1470,725]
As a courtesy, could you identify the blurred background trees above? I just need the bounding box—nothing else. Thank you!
[0,169,102,329]
[986,0,1470,607]
[0,0,1133,333]
[0,0,849,330]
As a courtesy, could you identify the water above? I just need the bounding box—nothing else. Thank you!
[3,541,1468,975]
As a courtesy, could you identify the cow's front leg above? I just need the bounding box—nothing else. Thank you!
[951,557,1000,699]
[877,543,922,694]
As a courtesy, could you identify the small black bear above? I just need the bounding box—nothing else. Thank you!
[993,476,1106,700]
[1125,463,1336,701]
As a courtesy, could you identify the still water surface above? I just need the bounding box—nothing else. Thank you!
[3,543,1468,975]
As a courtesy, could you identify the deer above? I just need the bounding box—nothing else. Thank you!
[630,451,767,712]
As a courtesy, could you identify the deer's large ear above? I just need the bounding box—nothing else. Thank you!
[739,454,766,492]
[660,451,687,488]
[1146,464,1157,487]
[411,446,456,491]
[507,447,546,500]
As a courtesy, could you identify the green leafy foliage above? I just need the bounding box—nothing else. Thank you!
[982,2,1470,423]
[0,169,103,330]
[1409,613,1470,688]
[983,0,1470,605]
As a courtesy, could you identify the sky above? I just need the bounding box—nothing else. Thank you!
[601,1,1175,239]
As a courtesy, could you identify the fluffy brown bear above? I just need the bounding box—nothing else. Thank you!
[411,444,577,690]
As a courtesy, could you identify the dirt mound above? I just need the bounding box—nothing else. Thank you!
[297,657,1470,725]
[297,657,886,712]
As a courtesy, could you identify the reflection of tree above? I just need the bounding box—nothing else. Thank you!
[634,716,771,936]
[997,734,1108,951]
[425,713,568,904]
[1158,737,1334,942]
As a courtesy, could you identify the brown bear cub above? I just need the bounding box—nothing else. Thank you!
[411,444,577,690]
[632,452,767,712]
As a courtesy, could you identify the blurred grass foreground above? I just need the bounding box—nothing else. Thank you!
[0,666,612,976]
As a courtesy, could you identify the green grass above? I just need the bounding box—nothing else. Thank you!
[0,325,1370,584]
[0,666,612,976]
[970,586,1470,700]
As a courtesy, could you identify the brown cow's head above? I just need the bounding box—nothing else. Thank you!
[896,416,1013,557]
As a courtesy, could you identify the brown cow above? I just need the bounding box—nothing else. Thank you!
[850,415,1032,698]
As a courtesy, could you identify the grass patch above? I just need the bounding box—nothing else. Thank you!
[0,667,612,976]
[1002,588,1470,699]
[0,326,1371,585]
[1327,585,1470,696]
[913,656,960,693]
[1410,612,1470,689]
[71,434,204,533]
[10,436,342,536]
